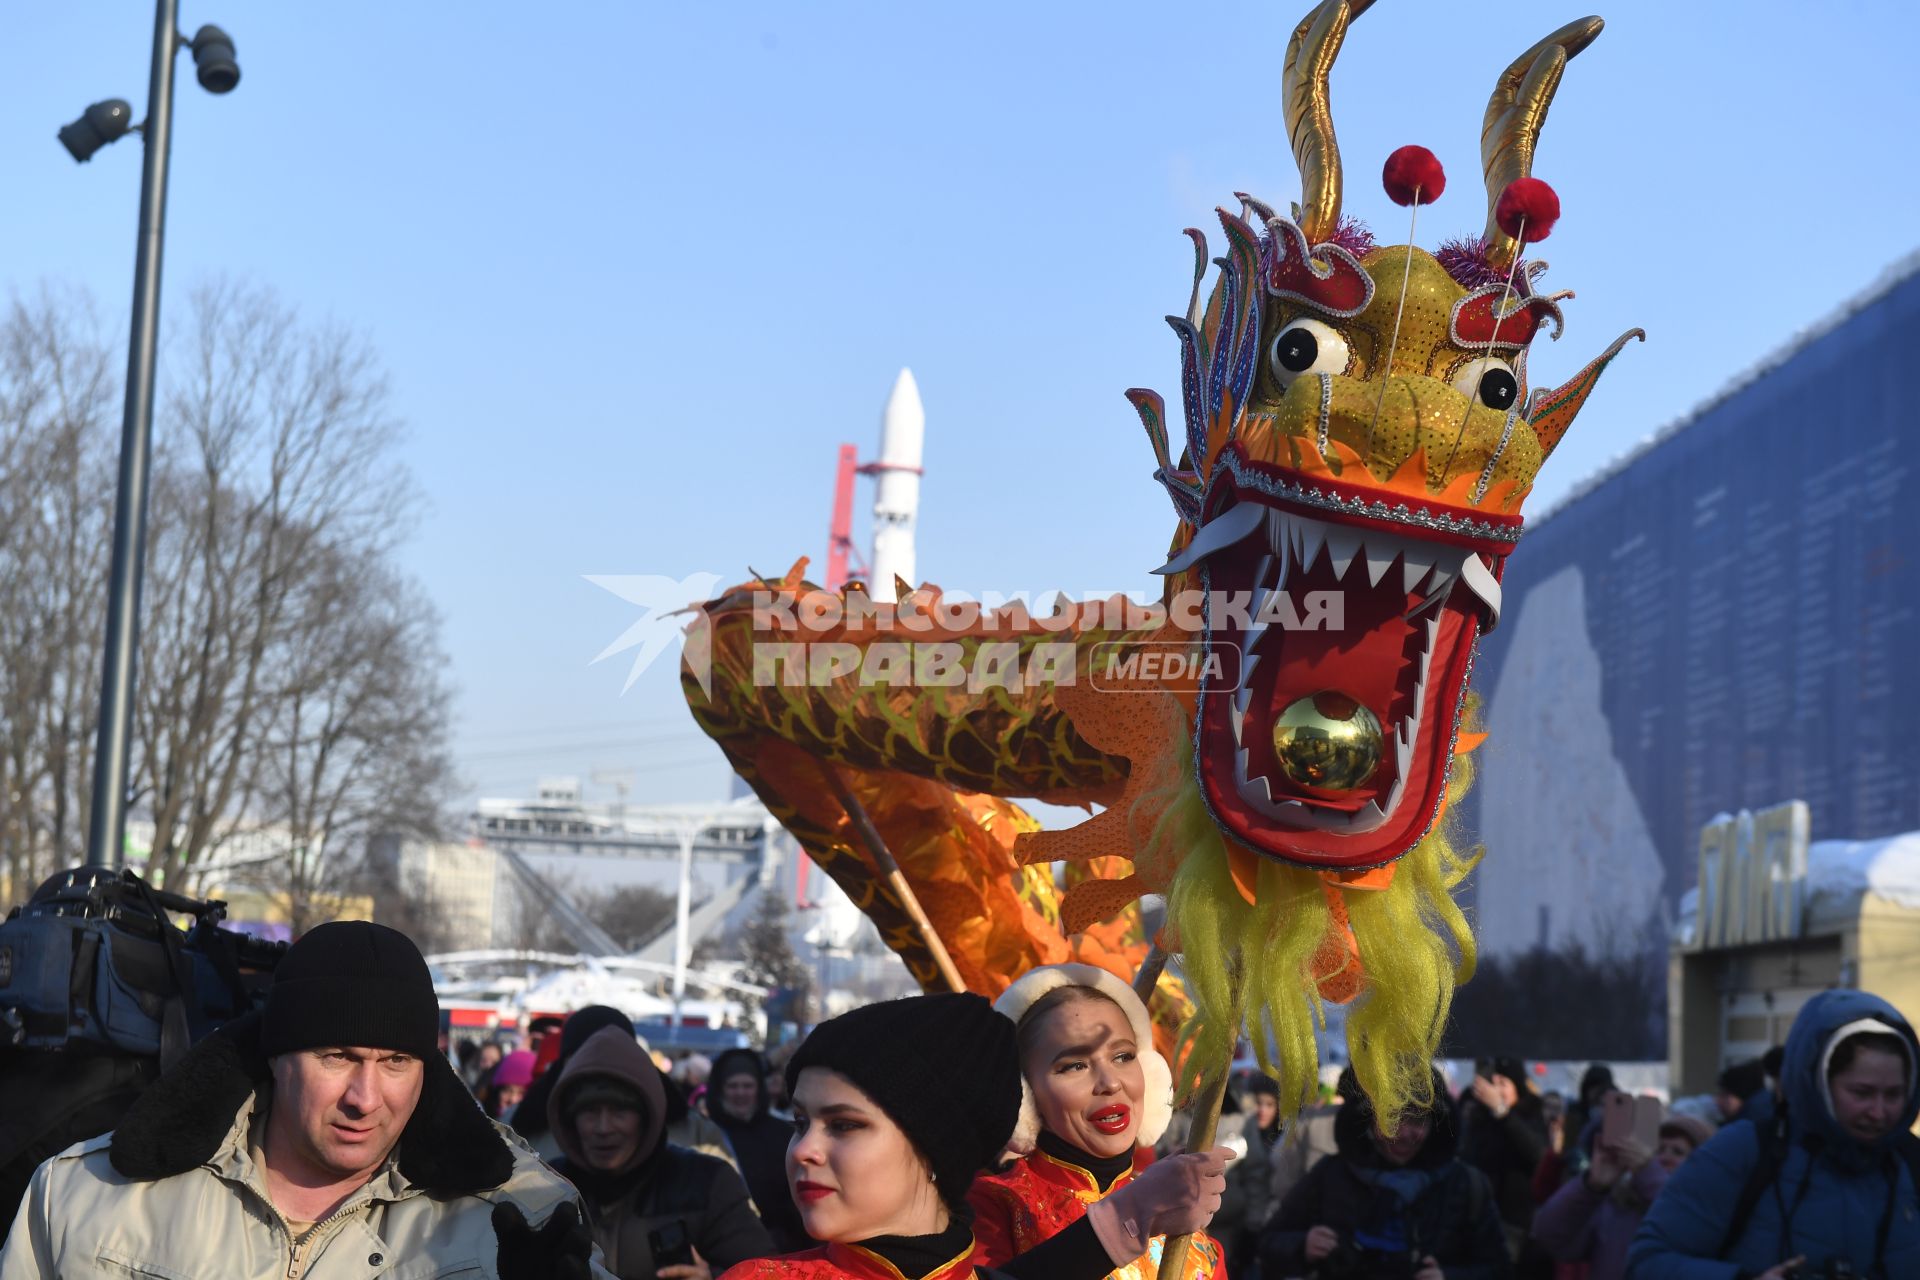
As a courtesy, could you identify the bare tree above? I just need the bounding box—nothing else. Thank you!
[353,836,470,956]
[586,884,676,952]
[736,891,813,1040]
[135,281,419,892]
[0,291,116,896]
[0,280,455,922]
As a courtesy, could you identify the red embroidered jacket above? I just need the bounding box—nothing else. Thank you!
[967,1148,1227,1280]
[717,1238,986,1280]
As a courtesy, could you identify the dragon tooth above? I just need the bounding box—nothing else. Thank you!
[1251,581,1281,628]
[1294,517,1325,572]
[1235,746,1251,780]
[1365,542,1398,588]
[1402,549,1435,594]
[1152,501,1266,575]
[1460,552,1503,630]
[1324,527,1363,581]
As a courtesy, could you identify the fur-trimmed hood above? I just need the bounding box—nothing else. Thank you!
[992,963,1174,1154]
[109,1009,516,1194]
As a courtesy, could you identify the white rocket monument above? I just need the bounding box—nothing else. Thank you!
[869,368,924,602]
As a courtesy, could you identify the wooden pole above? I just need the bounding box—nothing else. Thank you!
[819,762,967,994]
[1133,941,1168,1004]
[1155,959,1245,1280]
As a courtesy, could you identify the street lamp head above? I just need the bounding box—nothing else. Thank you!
[189,25,240,94]
[58,99,135,163]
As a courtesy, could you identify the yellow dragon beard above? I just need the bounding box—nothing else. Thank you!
[1139,703,1482,1130]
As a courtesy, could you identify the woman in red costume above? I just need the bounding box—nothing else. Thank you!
[717,992,1024,1280]
[970,964,1232,1280]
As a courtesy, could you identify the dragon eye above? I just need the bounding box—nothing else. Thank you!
[1268,318,1350,388]
[1452,357,1519,411]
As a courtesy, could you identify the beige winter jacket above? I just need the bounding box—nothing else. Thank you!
[0,1013,613,1280]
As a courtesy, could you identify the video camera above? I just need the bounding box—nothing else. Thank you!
[0,865,286,1058]
[0,866,288,1244]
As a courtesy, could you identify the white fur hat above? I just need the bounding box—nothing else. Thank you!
[993,962,1174,1154]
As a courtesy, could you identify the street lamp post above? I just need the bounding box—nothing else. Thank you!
[63,1,239,868]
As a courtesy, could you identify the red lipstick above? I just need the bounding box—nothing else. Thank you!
[793,1179,834,1204]
[1089,1104,1132,1136]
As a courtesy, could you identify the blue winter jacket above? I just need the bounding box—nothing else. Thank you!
[1628,989,1920,1279]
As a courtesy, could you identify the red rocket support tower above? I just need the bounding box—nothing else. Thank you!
[825,443,866,593]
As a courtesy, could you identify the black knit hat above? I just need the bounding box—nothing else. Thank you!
[786,992,1019,1207]
[1718,1058,1767,1099]
[262,921,439,1060]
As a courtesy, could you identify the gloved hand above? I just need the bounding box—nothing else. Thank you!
[493,1201,593,1280]
[1084,1146,1230,1264]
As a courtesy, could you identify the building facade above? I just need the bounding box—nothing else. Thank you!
[1463,255,1920,1056]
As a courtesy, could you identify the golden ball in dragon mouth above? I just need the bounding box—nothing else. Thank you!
[1270,692,1384,796]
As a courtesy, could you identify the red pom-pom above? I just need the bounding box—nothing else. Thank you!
[1495,177,1560,244]
[1382,145,1445,207]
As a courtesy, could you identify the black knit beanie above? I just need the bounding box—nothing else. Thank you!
[262,921,439,1060]
[786,992,1019,1205]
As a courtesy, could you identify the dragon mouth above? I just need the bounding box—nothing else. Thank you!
[1177,488,1505,870]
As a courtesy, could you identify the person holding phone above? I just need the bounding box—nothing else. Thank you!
[551,1027,775,1279]
[1459,1057,1551,1272]
[1530,1109,1709,1280]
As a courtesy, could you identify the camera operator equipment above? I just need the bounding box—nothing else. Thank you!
[0,866,284,1240]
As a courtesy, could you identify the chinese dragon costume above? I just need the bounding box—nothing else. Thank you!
[684,0,1639,1133]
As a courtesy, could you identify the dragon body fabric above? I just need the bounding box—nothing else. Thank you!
[683,0,1639,1125]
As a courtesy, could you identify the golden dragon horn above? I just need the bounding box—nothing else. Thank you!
[1480,16,1606,268]
[1282,0,1375,243]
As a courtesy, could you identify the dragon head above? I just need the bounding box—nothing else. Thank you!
[1135,1,1641,874]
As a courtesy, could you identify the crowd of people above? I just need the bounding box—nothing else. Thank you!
[0,921,1914,1280]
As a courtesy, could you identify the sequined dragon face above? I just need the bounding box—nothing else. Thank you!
[1132,0,1640,872]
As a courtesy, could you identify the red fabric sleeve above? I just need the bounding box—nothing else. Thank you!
[967,1175,1022,1267]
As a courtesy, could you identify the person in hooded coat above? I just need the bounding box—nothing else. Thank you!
[550,1027,773,1280]
[711,1048,811,1253]
[518,1007,636,1161]
[1628,989,1920,1280]
[518,1008,733,1170]
[1260,1066,1512,1280]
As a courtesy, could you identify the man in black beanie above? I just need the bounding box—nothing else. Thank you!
[0,920,615,1280]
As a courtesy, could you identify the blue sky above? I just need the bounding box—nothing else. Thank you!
[4,2,1915,810]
